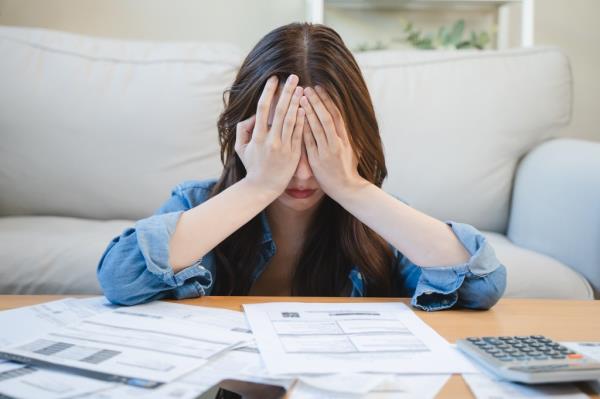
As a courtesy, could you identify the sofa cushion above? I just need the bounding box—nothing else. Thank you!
[356,48,572,233]
[0,216,132,294]
[0,215,592,299]
[483,231,594,299]
[0,26,242,220]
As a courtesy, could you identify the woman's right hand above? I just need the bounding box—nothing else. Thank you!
[235,74,305,195]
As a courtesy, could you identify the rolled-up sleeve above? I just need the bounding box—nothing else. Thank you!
[393,221,507,311]
[97,183,214,305]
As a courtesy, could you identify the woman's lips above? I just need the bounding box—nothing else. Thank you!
[285,188,316,199]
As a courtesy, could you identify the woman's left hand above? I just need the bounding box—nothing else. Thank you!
[300,86,367,199]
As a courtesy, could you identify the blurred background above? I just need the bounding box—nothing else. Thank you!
[1,1,599,299]
[0,0,598,141]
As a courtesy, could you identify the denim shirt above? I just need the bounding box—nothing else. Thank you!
[97,179,507,311]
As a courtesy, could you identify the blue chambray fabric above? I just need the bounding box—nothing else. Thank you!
[97,179,507,310]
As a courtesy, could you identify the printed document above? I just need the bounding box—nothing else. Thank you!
[243,302,477,375]
[0,303,252,385]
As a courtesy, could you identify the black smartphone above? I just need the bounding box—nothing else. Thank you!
[194,379,287,399]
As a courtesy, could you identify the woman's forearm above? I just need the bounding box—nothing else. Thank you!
[332,179,471,267]
[168,178,279,272]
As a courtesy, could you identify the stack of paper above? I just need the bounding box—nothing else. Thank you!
[1,298,597,398]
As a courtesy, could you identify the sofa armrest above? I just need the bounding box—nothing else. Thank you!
[507,138,600,299]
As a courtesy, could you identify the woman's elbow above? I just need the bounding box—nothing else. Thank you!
[96,231,152,306]
[459,264,507,310]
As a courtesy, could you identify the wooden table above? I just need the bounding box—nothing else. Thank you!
[1,296,599,398]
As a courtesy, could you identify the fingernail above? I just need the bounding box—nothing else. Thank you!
[267,75,277,85]
[294,87,302,96]
[287,74,298,84]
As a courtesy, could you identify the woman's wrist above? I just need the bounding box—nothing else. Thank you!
[238,176,283,205]
[328,175,373,205]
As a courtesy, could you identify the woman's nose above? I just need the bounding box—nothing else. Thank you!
[294,147,313,180]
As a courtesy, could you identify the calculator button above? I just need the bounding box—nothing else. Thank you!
[568,354,584,359]
[531,335,545,340]
[551,355,566,359]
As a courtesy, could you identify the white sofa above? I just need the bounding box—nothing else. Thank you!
[0,25,598,299]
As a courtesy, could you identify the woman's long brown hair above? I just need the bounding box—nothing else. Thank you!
[210,22,394,296]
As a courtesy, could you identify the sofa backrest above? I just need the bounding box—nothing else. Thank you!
[0,26,240,221]
[356,48,572,232]
[0,26,572,233]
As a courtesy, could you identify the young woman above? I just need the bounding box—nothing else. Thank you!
[97,23,506,310]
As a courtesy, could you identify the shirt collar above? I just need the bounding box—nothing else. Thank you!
[259,210,274,245]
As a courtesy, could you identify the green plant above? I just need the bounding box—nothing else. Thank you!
[353,19,492,52]
[398,19,491,50]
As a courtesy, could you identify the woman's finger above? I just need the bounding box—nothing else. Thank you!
[270,74,299,141]
[254,75,279,141]
[302,115,318,158]
[234,114,256,155]
[291,108,305,153]
[304,87,338,148]
[300,95,329,151]
[281,86,302,146]
[314,85,350,144]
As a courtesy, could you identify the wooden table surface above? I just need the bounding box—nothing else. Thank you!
[1,295,599,398]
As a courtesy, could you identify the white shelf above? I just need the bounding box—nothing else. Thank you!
[306,0,534,47]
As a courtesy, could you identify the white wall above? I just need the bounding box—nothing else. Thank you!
[534,0,600,142]
[0,0,306,51]
[0,0,597,141]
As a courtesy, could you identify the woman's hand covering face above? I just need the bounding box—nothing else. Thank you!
[300,86,362,198]
[234,74,305,194]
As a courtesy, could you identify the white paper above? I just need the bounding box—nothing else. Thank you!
[0,296,114,397]
[0,361,24,373]
[0,297,114,347]
[179,346,294,390]
[0,366,113,399]
[243,302,477,375]
[120,301,251,334]
[1,304,252,384]
[463,373,587,399]
[80,346,294,399]
[291,374,451,399]
[298,373,385,394]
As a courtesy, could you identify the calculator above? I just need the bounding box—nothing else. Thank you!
[456,335,600,384]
